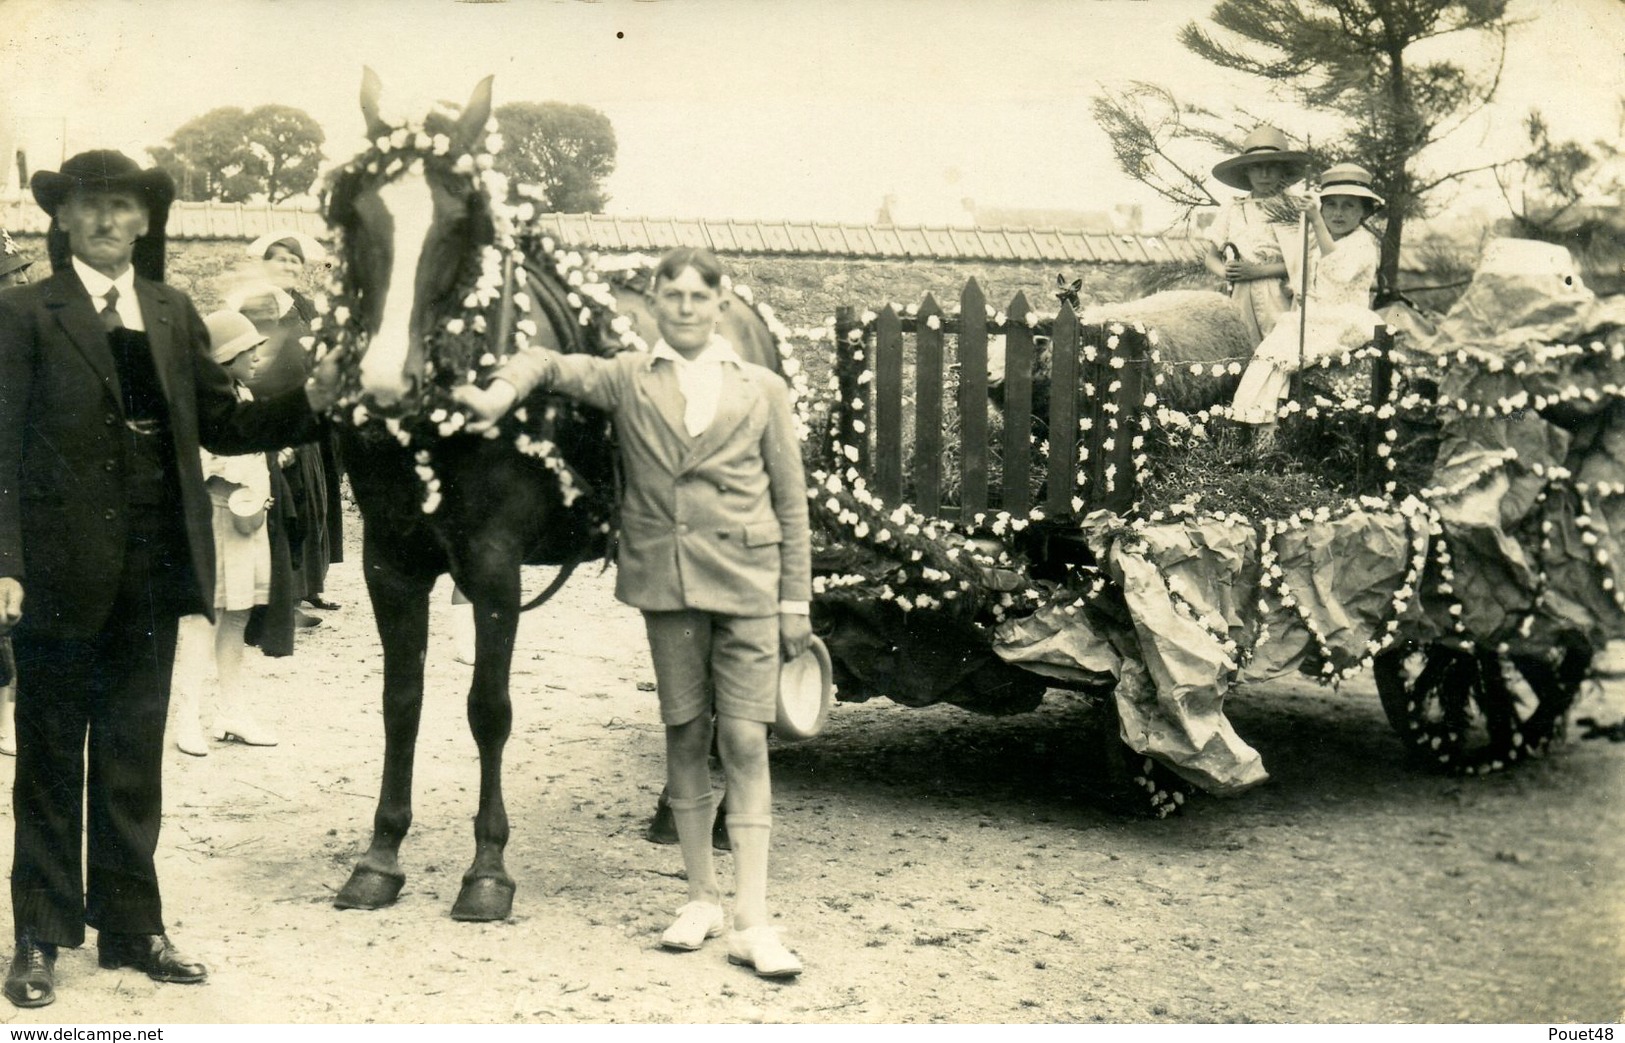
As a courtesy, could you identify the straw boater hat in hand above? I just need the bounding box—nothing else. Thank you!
[1315,162,1385,208]
[30,150,176,280]
[1211,126,1312,190]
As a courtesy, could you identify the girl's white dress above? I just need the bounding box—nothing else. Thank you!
[1232,227,1385,423]
[1206,195,1297,346]
[203,389,274,611]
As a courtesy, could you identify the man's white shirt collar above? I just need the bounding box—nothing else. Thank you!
[71,257,144,331]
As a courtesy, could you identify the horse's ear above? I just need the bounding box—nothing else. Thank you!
[360,67,388,139]
[454,76,495,150]
[1069,278,1082,293]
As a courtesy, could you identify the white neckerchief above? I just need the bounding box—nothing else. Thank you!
[651,334,742,437]
[72,256,144,332]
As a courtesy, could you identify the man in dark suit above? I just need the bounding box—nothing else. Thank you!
[0,151,342,1008]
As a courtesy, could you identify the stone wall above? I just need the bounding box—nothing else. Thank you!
[11,233,1176,334]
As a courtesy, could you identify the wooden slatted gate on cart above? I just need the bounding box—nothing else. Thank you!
[827,278,1399,522]
[829,277,1149,522]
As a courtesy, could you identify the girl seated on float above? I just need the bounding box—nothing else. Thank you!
[1203,126,1311,347]
[1230,163,1387,436]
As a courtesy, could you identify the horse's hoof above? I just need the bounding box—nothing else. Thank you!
[450,874,515,922]
[334,865,406,910]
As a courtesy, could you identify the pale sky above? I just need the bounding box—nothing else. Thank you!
[2,0,1622,231]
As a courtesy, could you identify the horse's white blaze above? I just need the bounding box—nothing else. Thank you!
[359,168,435,403]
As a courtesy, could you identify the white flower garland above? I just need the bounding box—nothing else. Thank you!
[320,115,813,520]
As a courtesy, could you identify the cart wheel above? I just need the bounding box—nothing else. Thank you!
[1373,641,1593,773]
[1481,644,1594,769]
[1372,641,1479,770]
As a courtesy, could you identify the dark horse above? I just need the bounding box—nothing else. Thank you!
[320,70,789,920]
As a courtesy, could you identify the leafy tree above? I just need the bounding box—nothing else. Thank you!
[492,101,616,213]
[242,105,326,203]
[1096,0,1516,295]
[153,106,257,202]
[151,104,325,203]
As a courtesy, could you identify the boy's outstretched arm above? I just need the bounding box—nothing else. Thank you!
[453,349,624,434]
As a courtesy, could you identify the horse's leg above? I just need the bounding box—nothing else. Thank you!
[446,544,523,922]
[334,529,438,910]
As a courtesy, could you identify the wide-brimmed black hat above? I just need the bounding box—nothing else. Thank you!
[32,151,175,281]
[30,150,175,217]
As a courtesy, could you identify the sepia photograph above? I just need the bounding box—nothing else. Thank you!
[0,0,1622,1028]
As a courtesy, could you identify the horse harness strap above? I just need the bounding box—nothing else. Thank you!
[494,251,518,358]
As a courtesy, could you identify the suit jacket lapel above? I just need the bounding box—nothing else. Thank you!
[43,271,122,405]
[681,364,753,470]
[634,359,696,468]
[133,278,179,406]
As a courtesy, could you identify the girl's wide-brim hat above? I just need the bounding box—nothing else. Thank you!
[1316,162,1385,208]
[1212,126,1312,190]
[773,634,834,741]
[247,231,326,264]
[30,150,175,217]
[203,309,268,365]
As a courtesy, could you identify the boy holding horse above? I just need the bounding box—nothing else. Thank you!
[455,246,811,979]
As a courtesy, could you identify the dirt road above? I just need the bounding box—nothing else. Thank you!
[1,518,1620,1025]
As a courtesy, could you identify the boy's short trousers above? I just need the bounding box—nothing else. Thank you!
[642,610,781,726]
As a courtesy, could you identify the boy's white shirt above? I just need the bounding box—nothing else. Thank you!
[649,333,741,437]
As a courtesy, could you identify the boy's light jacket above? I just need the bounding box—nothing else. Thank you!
[496,347,811,618]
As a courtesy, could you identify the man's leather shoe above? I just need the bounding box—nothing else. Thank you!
[4,938,56,1008]
[97,933,207,984]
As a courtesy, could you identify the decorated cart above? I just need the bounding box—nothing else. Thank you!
[801,239,1625,812]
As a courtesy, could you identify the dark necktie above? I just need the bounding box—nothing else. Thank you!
[100,287,124,331]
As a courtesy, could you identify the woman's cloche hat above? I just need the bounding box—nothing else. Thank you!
[1212,126,1312,190]
[773,634,834,741]
[246,230,326,264]
[1315,162,1385,208]
[203,309,268,366]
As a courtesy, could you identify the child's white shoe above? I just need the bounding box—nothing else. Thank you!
[659,900,725,951]
[451,601,477,666]
[174,715,209,757]
[726,925,802,978]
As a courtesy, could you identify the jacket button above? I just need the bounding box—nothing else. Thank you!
[103,508,116,520]
[677,523,689,534]
[104,460,116,472]
[105,414,117,426]
[717,530,731,539]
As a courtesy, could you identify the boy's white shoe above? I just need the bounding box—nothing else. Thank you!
[726,925,802,978]
[660,901,725,951]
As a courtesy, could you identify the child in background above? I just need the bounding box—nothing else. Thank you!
[170,311,280,755]
[1203,126,1311,347]
[1231,163,1387,433]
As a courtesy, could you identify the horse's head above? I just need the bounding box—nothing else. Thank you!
[324,69,502,411]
